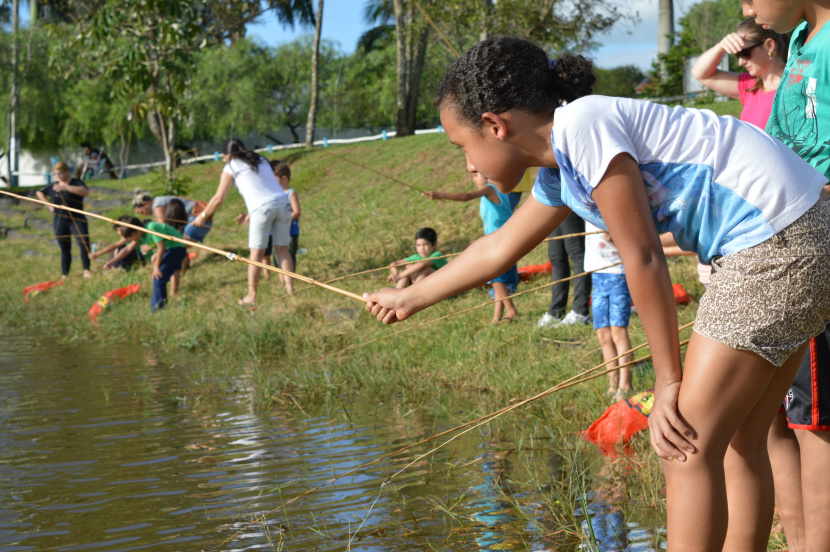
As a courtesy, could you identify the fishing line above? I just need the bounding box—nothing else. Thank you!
[413,0,460,57]
[346,481,387,550]
[253,230,604,311]
[206,324,694,551]
[0,190,365,304]
[387,337,691,481]
[318,148,425,193]
[302,262,625,366]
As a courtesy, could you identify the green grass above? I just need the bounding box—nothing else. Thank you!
[0,99,788,549]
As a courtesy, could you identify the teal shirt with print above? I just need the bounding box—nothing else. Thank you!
[139,221,186,250]
[405,251,447,271]
[766,21,830,179]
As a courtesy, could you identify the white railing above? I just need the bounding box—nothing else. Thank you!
[7,126,444,186]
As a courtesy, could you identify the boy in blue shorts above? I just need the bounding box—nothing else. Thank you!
[586,223,633,402]
[387,227,448,289]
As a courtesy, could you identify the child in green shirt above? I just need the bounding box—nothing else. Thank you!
[105,216,187,312]
[387,227,448,289]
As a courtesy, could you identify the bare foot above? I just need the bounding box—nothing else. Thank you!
[83,270,92,279]
[238,295,256,306]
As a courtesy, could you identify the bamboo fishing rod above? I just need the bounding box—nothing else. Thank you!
[0,189,366,304]
[208,325,695,550]
[252,229,605,311]
[302,261,625,366]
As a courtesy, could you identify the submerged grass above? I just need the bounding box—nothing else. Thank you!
[0,100,788,550]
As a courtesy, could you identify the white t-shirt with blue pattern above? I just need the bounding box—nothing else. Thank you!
[532,96,827,263]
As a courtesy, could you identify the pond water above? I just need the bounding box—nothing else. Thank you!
[0,333,661,551]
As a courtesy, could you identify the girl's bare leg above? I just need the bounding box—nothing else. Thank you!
[661,332,805,552]
[596,327,620,389]
[722,343,806,551]
[274,245,293,293]
[794,428,830,551]
[171,270,180,295]
[611,326,633,392]
[243,248,265,304]
[767,410,805,552]
[260,255,271,281]
[491,283,505,323]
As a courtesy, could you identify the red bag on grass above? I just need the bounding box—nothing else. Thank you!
[582,389,654,458]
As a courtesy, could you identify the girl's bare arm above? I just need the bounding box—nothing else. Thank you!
[103,239,138,269]
[290,191,301,221]
[91,237,128,260]
[422,187,491,202]
[592,153,694,460]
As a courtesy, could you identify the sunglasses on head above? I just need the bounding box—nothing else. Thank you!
[735,42,764,60]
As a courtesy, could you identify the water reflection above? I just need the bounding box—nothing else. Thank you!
[0,333,659,551]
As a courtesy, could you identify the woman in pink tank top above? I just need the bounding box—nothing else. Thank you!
[691,17,787,129]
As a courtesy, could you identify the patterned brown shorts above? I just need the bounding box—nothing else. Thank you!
[694,200,830,366]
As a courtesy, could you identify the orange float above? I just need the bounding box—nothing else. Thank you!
[23,280,64,302]
[88,284,141,323]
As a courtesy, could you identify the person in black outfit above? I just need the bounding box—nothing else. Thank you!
[36,161,92,278]
[537,211,592,328]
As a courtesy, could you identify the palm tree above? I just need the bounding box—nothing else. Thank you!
[658,0,675,83]
[305,0,324,148]
[362,0,430,137]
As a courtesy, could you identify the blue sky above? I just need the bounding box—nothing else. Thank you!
[248,0,705,71]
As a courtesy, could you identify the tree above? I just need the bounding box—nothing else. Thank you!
[184,37,340,144]
[642,0,743,97]
[594,65,646,98]
[304,0,323,148]
[4,0,19,185]
[200,0,315,45]
[360,0,635,137]
[363,0,430,138]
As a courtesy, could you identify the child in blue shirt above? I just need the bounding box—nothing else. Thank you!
[365,36,830,550]
[424,173,519,324]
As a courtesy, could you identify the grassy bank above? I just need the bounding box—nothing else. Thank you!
[0,99,788,549]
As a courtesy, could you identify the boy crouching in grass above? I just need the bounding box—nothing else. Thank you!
[387,227,448,289]
[103,215,188,313]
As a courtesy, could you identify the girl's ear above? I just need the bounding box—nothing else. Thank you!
[480,112,509,141]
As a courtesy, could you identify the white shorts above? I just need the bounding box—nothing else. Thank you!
[248,199,291,250]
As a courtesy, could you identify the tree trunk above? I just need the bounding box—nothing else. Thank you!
[146,111,165,146]
[393,0,407,136]
[305,0,324,149]
[6,0,19,187]
[393,0,429,137]
[658,0,674,83]
[480,0,493,42]
[404,25,428,133]
[166,116,176,183]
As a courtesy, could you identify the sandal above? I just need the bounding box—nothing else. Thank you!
[614,388,631,402]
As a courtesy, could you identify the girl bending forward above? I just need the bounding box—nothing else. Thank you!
[365,37,830,551]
